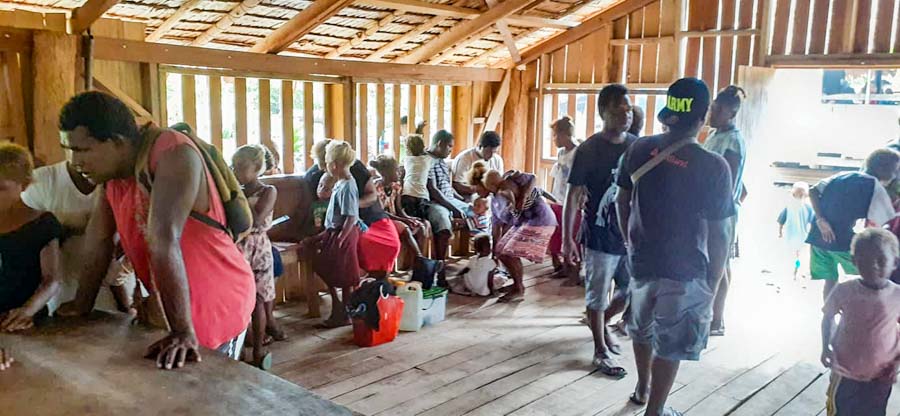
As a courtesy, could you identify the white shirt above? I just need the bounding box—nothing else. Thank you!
[21,162,97,230]
[550,146,578,202]
[451,148,504,184]
[402,155,434,199]
[463,254,499,297]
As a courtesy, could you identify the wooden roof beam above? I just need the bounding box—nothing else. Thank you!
[145,0,205,42]
[365,15,445,61]
[359,0,577,29]
[484,0,520,64]
[464,29,534,67]
[91,36,505,82]
[426,26,495,65]
[508,0,657,67]
[70,0,121,33]
[326,10,403,58]
[395,0,540,64]
[192,0,263,45]
[250,0,356,54]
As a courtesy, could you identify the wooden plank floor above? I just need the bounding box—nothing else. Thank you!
[266,260,900,416]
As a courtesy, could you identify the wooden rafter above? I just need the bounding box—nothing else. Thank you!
[192,0,262,46]
[426,26,496,65]
[394,0,539,64]
[250,0,356,54]
[506,0,657,67]
[360,0,577,29]
[364,0,469,62]
[326,10,402,58]
[483,0,519,64]
[91,37,505,82]
[70,0,121,33]
[145,0,204,42]
[463,29,534,67]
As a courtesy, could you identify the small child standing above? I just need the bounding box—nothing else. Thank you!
[452,235,505,296]
[821,228,900,416]
[778,182,815,279]
[232,145,283,370]
[303,141,361,328]
[0,143,63,332]
[401,134,433,215]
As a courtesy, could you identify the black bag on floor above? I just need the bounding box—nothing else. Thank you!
[411,256,444,290]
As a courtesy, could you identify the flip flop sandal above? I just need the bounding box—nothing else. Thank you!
[255,352,273,371]
[497,292,525,303]
[498,285,515,294]
[629,392,647,406]
[262,335,275,347]
[594,357,627,379]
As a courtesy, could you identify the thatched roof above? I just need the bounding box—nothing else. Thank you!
[3,0,620,67]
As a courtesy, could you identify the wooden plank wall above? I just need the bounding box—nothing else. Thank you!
[769,0,899,55]
[354,82,456,163]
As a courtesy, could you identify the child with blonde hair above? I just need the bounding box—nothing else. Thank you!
[0,143,63,332]
[232,144,284,369]
[303,141,361,327]
[778,182,815,279]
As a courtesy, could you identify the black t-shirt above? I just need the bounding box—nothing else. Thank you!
[806,172,892,252]
[0,212,63,312]
[617,135,736,281]
[567,132,638,251]
[305,161,388,225]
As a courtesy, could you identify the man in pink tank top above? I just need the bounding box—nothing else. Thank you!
[56,92,255,370]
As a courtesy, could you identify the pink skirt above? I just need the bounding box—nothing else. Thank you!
[496,224,556,263]
[311,228,361,288]
[548,203,581,256]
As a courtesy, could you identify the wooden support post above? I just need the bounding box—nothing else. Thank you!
[209,75,223,151]
[160,70,168,126]
[235,77,247,147]
[376,84,385,154]
[33,31,75,165]
[422,84,431,138]
[281,80,295,173]
[358,83,369,159]
[408,85,417,135]
[181,74,196,128]
[436,85,445,131]
[303,82,315,169]
[484,69,512,132]
[324,83,334,138]
[140,63,160,124]
[343,80,354,144]
[259,78,271,147]
[501,69,527,171]
[452,84,472,155]
[392,84,401,154]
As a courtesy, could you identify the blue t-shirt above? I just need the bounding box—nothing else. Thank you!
[806,172,895,252]
[325,178,359,230]
[617,135,736,281]
[778,202,815,249]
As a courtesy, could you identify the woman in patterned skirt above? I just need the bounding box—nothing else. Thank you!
[469,162,557,302]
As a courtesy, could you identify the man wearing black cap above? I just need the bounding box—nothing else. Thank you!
[615,78,735,416]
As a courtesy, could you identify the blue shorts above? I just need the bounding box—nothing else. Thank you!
[424,199,470,234]
[628,277,715,361]
[584,249,623,311]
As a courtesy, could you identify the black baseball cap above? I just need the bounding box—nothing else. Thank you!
[657,77,710,128]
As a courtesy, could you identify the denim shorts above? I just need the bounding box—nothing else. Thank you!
[628,277,715,361]
[584,249,623,311]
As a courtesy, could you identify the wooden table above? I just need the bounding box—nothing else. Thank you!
[0,313,354,415]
